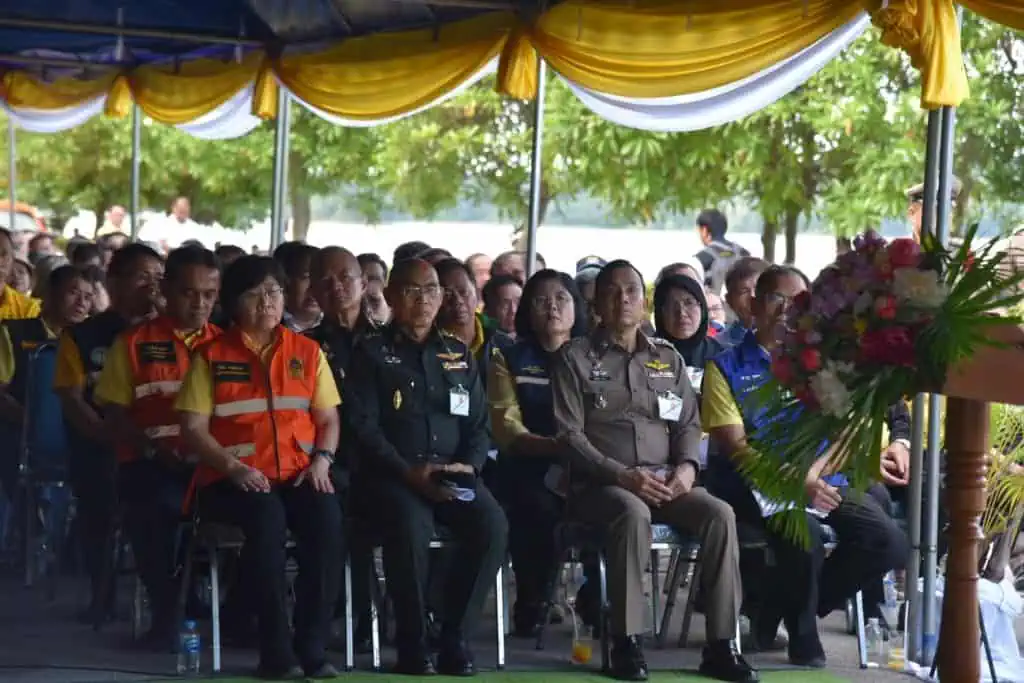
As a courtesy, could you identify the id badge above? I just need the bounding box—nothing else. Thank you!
[657,391,683,422]
[686,366,704,389]
[449,386,470,417]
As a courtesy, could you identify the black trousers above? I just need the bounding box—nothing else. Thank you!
[203,478,343,669]
[365,477,507,657]
[722,485,908,658]
[118,460,191,632]
[69,445,119,614]
[497,478,564,629]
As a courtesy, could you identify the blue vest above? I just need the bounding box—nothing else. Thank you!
[500,340,558,481]
[709,332,846,501]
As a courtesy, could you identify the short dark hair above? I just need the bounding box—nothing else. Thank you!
[387,257,433,289]
[310,246,357,282]
[393,241,430,264]
[28,233,52,249]
[725,256,770,294]
[594,259,645,298]
[70,242,102,267]
[482,274,523,312]
[655,262,700,287]
[465,253,488,268]
[755,264,810,300]
[214,244,246,263]
[491,250,521,277]
[107,242,162,279]
[48,265,87,297]
[272,241,318,281]
[433,257,475,287]
[357,252,388,279]
[514,269,588,340]
[165,245,219,284]
[697,209,728,240]
[220,255,285,323]
[419,247,453,264]
[79,264,105,284]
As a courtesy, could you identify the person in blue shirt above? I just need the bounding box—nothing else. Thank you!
[720,257,768,348]
[701,265,908,669]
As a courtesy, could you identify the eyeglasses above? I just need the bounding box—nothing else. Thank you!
[765,292,794,308]
[241,286,284,304]
[401,284,442,300]
[531,292,573,311]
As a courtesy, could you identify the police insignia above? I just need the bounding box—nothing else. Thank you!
[645,360,671,372]
[437,352,462,362]
[288,357,303,378]
[393,389,402,410]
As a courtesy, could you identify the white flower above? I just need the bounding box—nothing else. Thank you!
[854,291,874,316]
[809,367,852,418]
[892,267,947,308]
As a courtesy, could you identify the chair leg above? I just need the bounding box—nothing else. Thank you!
[175,534,197,629]
[678,558,704,649]
[370,592,381,672]
[343,556,354,672]
[132,574,145,641]
[23,484,35,588]
[598,552,611,673]
[210,546,222,673]
[495,563,506,670]
[657,549,687,649]
[854,590,868,669]
[649,549,660,639]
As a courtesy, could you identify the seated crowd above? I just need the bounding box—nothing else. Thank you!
[0,216,914,683]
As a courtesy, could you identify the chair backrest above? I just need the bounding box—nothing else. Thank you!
[20,342,68,479]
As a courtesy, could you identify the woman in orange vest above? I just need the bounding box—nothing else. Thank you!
[176,255,343,680]
[94,245,221,649]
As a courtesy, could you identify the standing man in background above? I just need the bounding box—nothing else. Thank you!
[695,210,749,297]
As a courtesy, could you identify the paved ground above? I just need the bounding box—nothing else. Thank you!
[0,572,913,683]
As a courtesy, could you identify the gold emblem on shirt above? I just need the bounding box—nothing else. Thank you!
[393,389,402,410]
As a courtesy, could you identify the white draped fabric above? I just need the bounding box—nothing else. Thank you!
[2,96,105,134]
[564,14,870,133]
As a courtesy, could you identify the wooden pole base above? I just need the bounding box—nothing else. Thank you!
[937,397,989,683]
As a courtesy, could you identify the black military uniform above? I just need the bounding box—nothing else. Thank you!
[343,324,507,672]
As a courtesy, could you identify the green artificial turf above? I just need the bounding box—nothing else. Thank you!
[168,671,851,683]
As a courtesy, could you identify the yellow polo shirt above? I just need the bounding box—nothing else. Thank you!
[0,319,57,384]
[0,286,40,321]
[94,328,210,407]
[174,332,339,416]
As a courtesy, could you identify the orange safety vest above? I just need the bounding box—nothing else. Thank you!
[195,325,320,487]
[118,316,221,464]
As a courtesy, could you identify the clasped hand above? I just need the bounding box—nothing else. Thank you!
[404,462,474,503]
[617,464,695,506]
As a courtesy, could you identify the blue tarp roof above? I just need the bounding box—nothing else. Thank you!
[0,1,538,69]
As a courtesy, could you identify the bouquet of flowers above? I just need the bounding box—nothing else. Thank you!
[744,226,1024,544]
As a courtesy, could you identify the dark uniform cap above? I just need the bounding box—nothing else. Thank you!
[575,255,607,275]
[906,176,963,202]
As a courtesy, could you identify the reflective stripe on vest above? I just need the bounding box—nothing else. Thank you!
[135,380,183,399]
[212,396,311,417]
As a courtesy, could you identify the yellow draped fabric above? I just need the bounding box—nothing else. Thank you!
[515,0,866,99]
[960,0,1024,30]
[274,12,512,120]
[3,70,113,110]
[869,0,969,108]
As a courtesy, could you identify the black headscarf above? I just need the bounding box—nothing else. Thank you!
[653,274,724,368]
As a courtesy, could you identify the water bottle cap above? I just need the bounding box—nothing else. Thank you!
[184,620,197,629]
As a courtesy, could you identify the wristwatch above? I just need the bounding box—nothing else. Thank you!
[312,449,335,465]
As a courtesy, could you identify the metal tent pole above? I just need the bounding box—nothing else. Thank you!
[269,89,291,251]
[129,104,142,239]
[523,59,547,278]
[921,104,957,666]
[6,120,15,234]
[906,108,942,664]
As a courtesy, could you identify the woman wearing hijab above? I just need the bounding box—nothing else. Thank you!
[653,274,724,389]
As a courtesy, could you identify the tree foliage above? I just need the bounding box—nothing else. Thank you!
[0,17,1019,259]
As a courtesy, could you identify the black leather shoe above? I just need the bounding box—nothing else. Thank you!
[437,641,476,677]
[393,655,436,676]
[610,635,648,681]
[699,640,760,682]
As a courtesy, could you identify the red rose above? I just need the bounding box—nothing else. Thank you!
[874,295,897,320]
[860,327,916,366]
[799,348,822,372]
[795,388,819,410]
[771,355,795,386]
[888,238,922,268]
[964,250,976,272]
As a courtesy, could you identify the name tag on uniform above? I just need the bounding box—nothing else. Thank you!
[449,386,470,417]
[138,341,176,364]
[657,391,683,422]
[212,361,252,383]
[442,361,468,371]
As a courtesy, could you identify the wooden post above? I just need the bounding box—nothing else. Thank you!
[937,397,989,682]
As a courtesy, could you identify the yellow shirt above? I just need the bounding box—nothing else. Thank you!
[94,328,209,407]
[487,349,528,450]
[0,319,57,384]
[700,362,744,431]
[0,286,40,321]
[54,332,87,391]
[175,347,340,416]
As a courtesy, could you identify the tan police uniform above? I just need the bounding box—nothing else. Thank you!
[550,328,741,640]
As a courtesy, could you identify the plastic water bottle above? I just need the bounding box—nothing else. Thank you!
[881,572,899,629]
[866,617,887,665]
[176,620,201,676]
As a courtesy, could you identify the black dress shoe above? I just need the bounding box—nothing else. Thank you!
[437,641,476,677]
[610,635,648,681]
[699,640,760,683]
[393,655,436,676]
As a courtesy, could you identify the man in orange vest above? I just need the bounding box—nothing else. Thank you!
[94,245,221,649]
